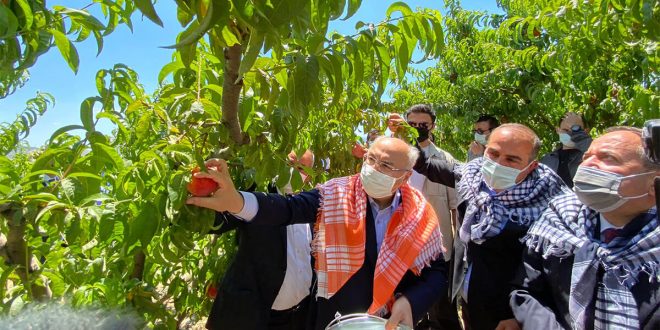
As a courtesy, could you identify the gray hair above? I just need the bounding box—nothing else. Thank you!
[0,304,143,330]
[407,144,420,169]
[371,136,420,170]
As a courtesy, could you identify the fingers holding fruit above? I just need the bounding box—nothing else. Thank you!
[387,113,405,133]
[186,159,244,213]
[187,167,219,197]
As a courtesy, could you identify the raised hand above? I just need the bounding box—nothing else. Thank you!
[387,113,406,134]
[186,159,244,214]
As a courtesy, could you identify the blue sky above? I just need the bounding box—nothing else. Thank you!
[0,1,501,147]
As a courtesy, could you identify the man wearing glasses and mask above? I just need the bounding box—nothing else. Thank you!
[405,123,569,330]
[389,105,461,330]
[540,112,593,188]
[468,115,500,161]
[510,127,660,330]
[187,137,448,330]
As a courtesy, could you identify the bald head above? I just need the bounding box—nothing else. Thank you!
[490,124,542,161]
[370,137,419,169]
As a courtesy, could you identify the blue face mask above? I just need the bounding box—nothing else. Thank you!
[559,133,575,147]
[573,166,653,212]
[474,132,488,145]
[481,157,533,190]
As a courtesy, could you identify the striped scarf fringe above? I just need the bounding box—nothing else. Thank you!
[456,158,568,244]
[523,193,659,329]
[312,175,444,314]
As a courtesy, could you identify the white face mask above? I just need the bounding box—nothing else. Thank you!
[481,157,533,190]
[474,132,488,145]
[573,166,653,212]
[360,163,401,199]
[559,133,575,147]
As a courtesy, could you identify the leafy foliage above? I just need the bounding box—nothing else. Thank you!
[2,0,657,327]
[0,0,162,98]
[0,92,53,155]
[0,0,448,326]
[392,0,659,160]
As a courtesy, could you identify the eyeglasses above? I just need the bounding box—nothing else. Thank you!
[363,154,410,173]
[473,128,492,134]
[407,121,433,129]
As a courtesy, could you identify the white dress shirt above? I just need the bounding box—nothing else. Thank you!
[234,192,312,310]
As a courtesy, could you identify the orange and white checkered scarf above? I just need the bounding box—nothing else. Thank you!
[313,174,444,314]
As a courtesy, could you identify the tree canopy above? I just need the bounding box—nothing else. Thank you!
[0,0,657,327]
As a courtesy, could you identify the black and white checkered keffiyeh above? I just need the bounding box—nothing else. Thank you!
[524,193,660,330]
[456,158,568,244]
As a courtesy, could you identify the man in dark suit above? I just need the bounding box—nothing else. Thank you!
[407,123,569,330]
[510,127,660,329]
[205,151,315,330]
[188,137,448,330]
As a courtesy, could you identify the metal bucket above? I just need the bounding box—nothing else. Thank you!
[325,313,411,330]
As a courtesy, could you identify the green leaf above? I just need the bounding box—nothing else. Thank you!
[92,142,125,170]
[35,201,68,223]
[15,0,34,30]
[49,29,80,73]
[31,148,69,173]
[220,25,240,46]
[79,193,113,206]
[344,0,362,20]
[67,172,103,181]
[158,61,185,83]
[162,0,228,49]
[80,97,98,132]
[135,111,152,142]
[57,7,105,30]
[167,171,188,210]
[0,4,19,38]
[238,32,264,79]
[135,0,163,26]
[386,1,413,19]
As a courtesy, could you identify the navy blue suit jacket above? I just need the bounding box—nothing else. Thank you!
[246,189,448,329]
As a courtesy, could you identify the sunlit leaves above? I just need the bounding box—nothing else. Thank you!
[394,0,658,161]
[0,92,54,154]
[135,0,163,26]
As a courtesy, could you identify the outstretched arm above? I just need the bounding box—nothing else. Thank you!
[413,150,460,188]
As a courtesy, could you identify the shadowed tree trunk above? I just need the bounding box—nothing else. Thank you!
[222,43,249,145]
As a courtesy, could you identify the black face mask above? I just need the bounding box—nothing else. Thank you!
[415,127,430,142]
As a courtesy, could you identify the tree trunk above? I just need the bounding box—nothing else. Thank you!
[222,43,249,145]
[131,251,146,280]
[1,205,51,301]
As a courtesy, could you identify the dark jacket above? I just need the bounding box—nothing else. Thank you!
[510,246,659,329]
[205,213,293,330]
[206,186,313,330]
[413,154,548,329]
[246,189,449,329]
[540,130,592,187]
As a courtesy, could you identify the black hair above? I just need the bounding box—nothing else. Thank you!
[476,114,500,129]
[404,104,436,123]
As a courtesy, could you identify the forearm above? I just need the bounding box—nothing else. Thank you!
[413,150,458,187]
[248,189,321,226]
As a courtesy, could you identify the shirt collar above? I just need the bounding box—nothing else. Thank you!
[368,189,401,212]
[599,210,655,237]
